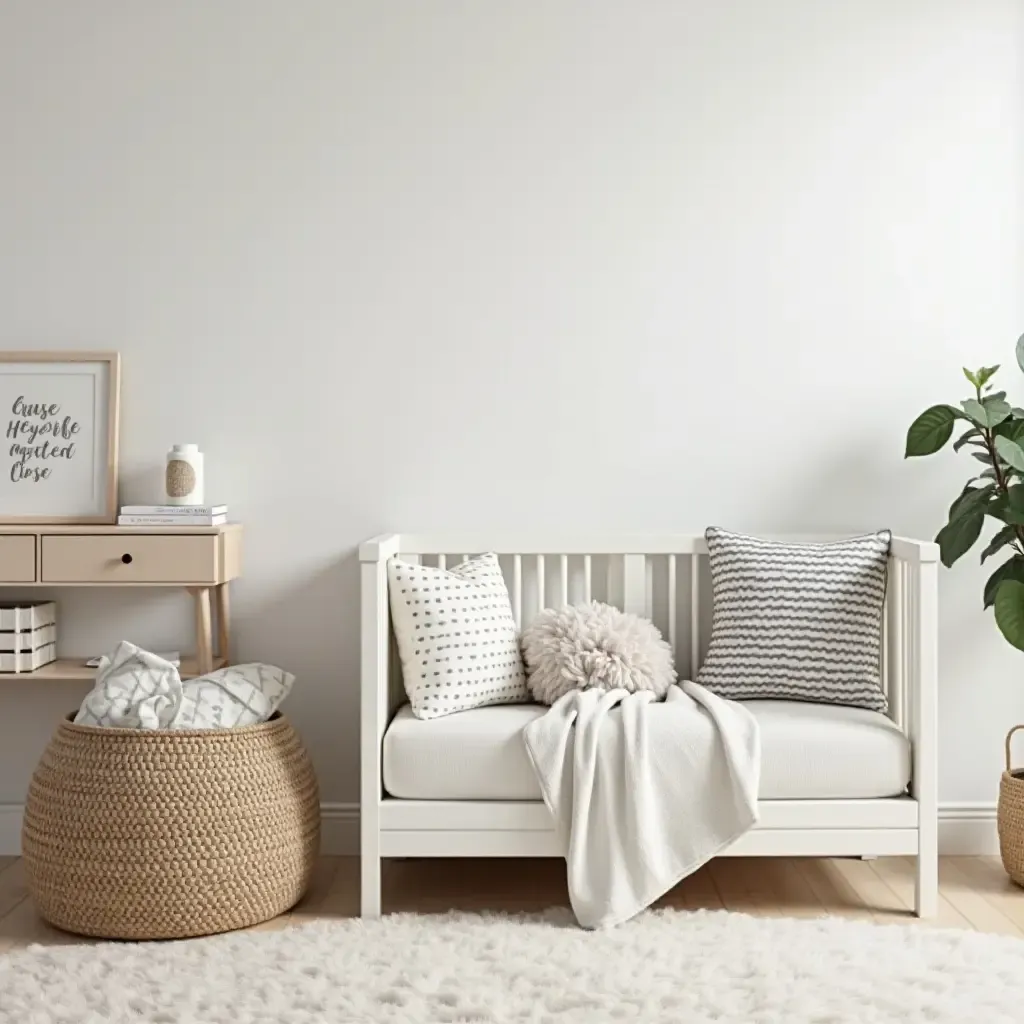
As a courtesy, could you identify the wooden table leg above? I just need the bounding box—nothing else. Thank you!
[190,587,214,675]
[215,583,231,665]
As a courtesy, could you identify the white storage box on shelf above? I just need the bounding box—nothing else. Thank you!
[360,533,939,920]
[0,602,57,673]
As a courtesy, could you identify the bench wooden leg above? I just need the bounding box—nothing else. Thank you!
[915,827,938,918]
[361,840,381,919]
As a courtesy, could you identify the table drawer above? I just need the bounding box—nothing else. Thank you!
[41,535,218,584]
[0,535,36,582]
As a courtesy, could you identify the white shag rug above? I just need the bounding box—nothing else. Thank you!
[3,909,1024,1023]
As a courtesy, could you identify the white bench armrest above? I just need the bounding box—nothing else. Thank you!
[359,534,401,562]
[890,536,939,564]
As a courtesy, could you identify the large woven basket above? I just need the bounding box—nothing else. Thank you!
[22,712,320,940]
[999,725,1024,886]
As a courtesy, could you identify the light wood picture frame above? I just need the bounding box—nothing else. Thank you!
[0,352,120,524]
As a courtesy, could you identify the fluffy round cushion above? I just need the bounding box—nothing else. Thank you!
[521,601,677,705]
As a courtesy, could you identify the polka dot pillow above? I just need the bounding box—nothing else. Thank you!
[388,553,529,719]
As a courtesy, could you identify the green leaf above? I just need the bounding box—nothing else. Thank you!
[982,398,1012,426]
[948,483,995,522]
[978,365,1001,387]
[988,497,1009,522]
[980,468,1000,480]
[1016,334,1024,375]
[981,525,1017,563]
[1012,407,1024,419]
[972,451,991,463]
[996,418,1024,443]
[995,579,1024,651]
[996,436,1024,472]
[953,427,982,452]
[988,390,1007,402]
[963,397,1010,427]
[936,512,984,567]
[962,398,988,425]
[964,367,981,387]
[1008,486,1024,513]
[905,405,958,457]
[988,496,1024,526]
[984,556,1024,608]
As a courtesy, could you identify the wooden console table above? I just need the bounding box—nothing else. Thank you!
[0,523,242,679]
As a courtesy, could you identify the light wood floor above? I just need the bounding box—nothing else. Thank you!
[1,855,1022,951]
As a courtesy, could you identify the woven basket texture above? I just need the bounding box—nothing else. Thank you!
[999,725,1024,887]
[22,712,320,940]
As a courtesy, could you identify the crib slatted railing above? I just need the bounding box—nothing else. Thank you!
[690,555,702,681]
[413,550,704,690]
[401,545,911,736]
[667,554,678,654]
[881,556,908,733]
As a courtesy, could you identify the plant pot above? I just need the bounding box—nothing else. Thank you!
[998,725,1024,886]
[21,711,320,940]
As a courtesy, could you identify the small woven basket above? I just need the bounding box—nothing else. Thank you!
[22,712,320,940]
[998,725,1024,887]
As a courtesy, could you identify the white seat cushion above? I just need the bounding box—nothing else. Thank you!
[382,699,911,801]
[385,703,545,800]
[745,700,910,799]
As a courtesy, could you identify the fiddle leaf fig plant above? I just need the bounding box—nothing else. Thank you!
[905,334,1024,650]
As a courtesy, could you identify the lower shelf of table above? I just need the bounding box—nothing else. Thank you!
[0,656,228,681]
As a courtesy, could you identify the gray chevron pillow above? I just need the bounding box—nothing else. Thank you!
[697,528,891,712]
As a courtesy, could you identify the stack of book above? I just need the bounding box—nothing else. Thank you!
[118,504,227,526]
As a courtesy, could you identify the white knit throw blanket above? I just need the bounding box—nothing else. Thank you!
[523,681,760,929]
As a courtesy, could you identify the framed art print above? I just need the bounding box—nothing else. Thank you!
[0,352,120,523]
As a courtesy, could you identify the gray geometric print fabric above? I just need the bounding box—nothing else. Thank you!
[75,641,294,728]
[697,529,891,712]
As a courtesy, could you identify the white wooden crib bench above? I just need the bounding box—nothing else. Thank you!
[360,533,939,918]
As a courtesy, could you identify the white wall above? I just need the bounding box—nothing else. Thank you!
[0,1,1021,839]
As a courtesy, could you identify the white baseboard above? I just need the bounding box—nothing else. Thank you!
[320,802,359,855]
[0,801,999,857]
[938,803,999,856]
[0,804,20,857]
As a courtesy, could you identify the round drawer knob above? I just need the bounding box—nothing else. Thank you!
[121,553,133,565]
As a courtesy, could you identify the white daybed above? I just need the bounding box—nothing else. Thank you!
[360,533,938,919]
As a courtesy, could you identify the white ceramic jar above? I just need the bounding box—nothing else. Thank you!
[164,444,204,505]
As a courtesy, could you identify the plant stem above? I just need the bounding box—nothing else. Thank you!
[972,380,1024,555]
[980,422,1024,555]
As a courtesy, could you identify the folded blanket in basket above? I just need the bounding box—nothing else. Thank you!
[74,641,294,729]
[523,681,760,929]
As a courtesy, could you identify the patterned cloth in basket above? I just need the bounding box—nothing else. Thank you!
[74,641,294,729]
